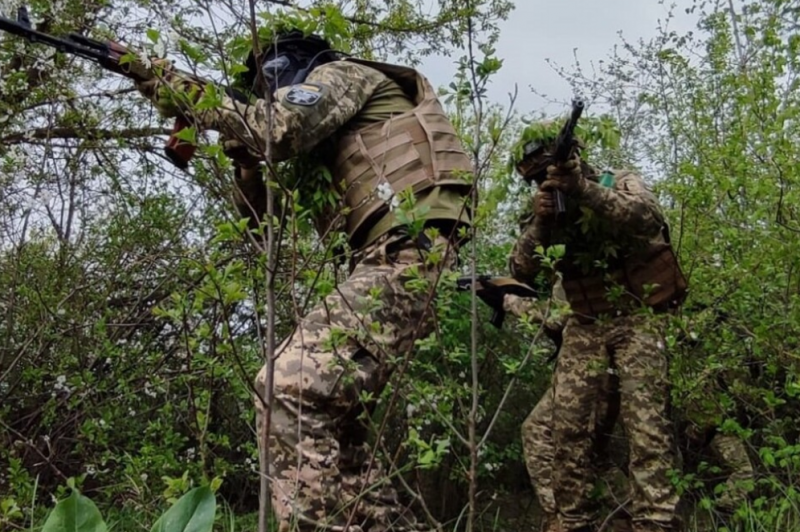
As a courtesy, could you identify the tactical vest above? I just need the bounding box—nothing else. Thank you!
[559,171,688,322]
[332,58,474,245]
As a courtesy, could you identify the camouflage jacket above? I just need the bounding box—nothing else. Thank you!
[194,60,394,162]
[509,168,666,286]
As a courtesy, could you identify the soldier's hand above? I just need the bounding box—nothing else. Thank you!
[221,135,262,169]
[135,59,203,118]
[533,187,556,219]
[544,156,584,195]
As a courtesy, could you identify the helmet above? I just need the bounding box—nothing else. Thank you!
[243,30,338,96]
[515,119,584,184]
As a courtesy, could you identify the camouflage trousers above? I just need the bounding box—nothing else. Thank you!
[522,375,625,523]
[710,433,754,510]
[551,315,678,530]
[254,234,453,532]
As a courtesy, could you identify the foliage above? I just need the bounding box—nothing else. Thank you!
[3,0,800,531]
[39,482,215,532]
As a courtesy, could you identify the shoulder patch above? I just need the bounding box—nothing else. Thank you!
[598,171,616,188]
[283,82,326,107]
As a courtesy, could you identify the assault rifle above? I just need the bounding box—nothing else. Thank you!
[455,275,539,329]
[0,6,246,169]
[518,99,585,216]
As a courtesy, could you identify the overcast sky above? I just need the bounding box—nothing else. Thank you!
[418,0,699,117]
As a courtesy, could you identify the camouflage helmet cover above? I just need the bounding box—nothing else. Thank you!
[515,119,585,183]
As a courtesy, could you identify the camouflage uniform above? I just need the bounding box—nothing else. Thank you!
[261,234,456,532]
[707,433,754,510]
[504,288,568,529]
[507,290,626,532]
[138,59,472,531]
[510,296,751,530]
[509,167,684,532]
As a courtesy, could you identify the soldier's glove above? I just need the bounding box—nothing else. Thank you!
[135,59,204,119]
[221,135,262,169]
[543,156,585,195]
[533,187,556,220]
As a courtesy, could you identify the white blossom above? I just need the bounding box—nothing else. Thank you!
[153,39,167,58]
[144,382,157,398]
[376,182,393,202]
[53,375,72,396]
[137,50,152,70]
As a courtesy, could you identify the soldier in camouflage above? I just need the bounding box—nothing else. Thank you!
[510,123,688,532]
[502,287,627,532]
[136,31,473,531]
[505,292,754,531]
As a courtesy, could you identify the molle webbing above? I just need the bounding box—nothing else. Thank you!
[562,242,687,322]
[334,58,473,241]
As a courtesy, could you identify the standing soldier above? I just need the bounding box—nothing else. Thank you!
[487,283,628,532]
[509,120,688,532]
[136,31,473,532]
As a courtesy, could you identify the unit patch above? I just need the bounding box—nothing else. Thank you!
[283,83,325,106]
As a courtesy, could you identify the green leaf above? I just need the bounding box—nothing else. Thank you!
[173,127,197,145]
[42,488,107,532]
[150,486,216,532]
[146,29,161,44]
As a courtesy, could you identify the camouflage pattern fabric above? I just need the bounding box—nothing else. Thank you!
[138,54,472,531]
[551,314,677,531]
[255,234,454,532]
[509,169,666,292]
[522,385,559,518]
[506,162,680,530]
[709,433,754,510]
[137,60,390,162]
[523,377,627,530]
